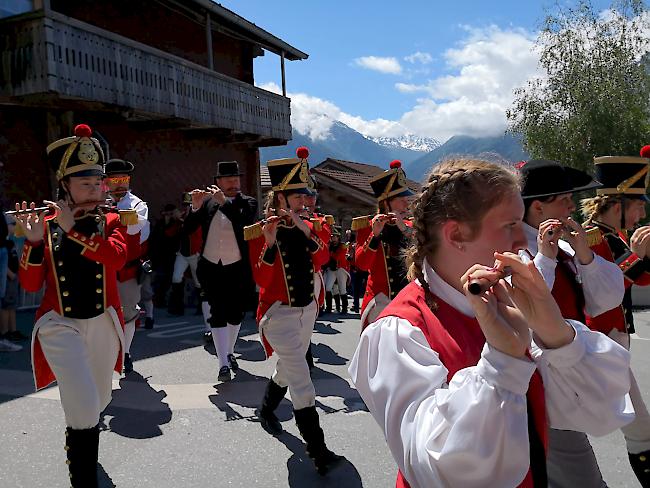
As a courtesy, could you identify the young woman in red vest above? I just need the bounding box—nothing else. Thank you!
[517,159,625,487]
[349,158,633,488]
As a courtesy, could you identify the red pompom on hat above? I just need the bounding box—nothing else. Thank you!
[74,124,92,138]
[640,145,650,158]
[296,147,309,159]
[515,161,527,169]
[389,160,401,169]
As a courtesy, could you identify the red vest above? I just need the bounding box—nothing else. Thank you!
[377,282,547,488]
[550,249,586,323]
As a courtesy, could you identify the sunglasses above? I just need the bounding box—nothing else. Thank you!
[105,176,131,185]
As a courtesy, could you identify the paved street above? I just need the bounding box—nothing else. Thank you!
[2,307,650,487]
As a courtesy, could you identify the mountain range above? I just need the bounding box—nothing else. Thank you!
[259,121,529,182]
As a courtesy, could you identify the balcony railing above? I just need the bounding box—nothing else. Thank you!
[0,12,291,140]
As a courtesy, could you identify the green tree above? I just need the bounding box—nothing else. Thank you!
[507,0,650,171]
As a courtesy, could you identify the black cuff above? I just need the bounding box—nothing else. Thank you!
[368,236,381,250]
[262,244,277,265]
[27,242,45,264]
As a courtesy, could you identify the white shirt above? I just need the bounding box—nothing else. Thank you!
[519,222,624,317]
[115,191,149,242]
[349,260,633,488]
[202,204,241,265]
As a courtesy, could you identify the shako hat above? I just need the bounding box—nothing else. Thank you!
[215,161,243,178]
[267,147,315,195]
[105,158,135,175]
[593,146,650,201]
[369,160,414,202]
[519,159,601,200]
[47,124,105,181]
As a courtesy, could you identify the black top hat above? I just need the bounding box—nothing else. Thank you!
[594,153,650,201]
[369,160,414,202]
[47,124,105,181]
[267,147,314,195]
[105,158,135,175]
[215,161,242,178]
[519,159,601,200]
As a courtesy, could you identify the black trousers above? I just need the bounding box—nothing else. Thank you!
[197,257,245,328]
[351,270,368,310]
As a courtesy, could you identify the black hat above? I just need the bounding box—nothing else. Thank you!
[215,161,242,178]
[369,160,414,202]
[47,124,105,181]
[267,147,314,195]
[593,153,650,202]
[105,158,135,175]
[519,159,601,200]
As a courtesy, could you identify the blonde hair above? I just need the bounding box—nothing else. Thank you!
[580,195,622,224]
[405,158,521,309]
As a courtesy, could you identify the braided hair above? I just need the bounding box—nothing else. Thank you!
[406,158,521,310]
[579,195,622,225]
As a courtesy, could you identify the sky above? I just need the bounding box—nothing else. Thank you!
[218,0,615,143]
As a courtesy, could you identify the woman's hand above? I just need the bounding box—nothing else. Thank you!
[262,217,281,247]
[13,201,47,244]
[462,264,530,359]
[630,226,650,258]
[289,209,311,238]
[44,200,75,233]
[371,214,390,237]
[537,219,561,260]
[560,217,594,265]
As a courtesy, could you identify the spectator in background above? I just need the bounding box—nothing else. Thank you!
[0,210,21,352]
[150,204,183,307]
[347,231,367,314]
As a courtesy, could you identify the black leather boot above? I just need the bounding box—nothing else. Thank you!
[294,406,343,475]
[168,283,185,316]
[629,451,650,487]
[334,294,341,313]
[341,294,348,314]
[255,379,288,436]
[65,425,99,488]
[325,292,332,313]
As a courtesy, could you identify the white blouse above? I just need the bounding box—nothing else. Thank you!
[349,261,634,488]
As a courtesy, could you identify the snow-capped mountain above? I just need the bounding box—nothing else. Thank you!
[367,134,440,152]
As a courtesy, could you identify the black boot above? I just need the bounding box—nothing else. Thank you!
[305,343,314,371]
[65,426,99,488]
[123,353,133,373]
[341,294,348,314]
[629,451,650,487]
[168,283,185,316]
[255,380,288,436]
[294,406,343,475]
[325,292,332,313]
[334,294,341,313]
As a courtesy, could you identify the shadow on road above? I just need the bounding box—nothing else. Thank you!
[312,342,347,366]
[97,462,116,488]
[102,372,172,439]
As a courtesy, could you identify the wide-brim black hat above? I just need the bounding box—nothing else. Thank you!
[47,124,105,181]
[519,159,601,200]
[594,156,650,201]
[215,161,243,178]
[105,158,135,175]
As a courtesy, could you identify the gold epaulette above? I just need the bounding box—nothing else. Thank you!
[310,218,323,232]
[585,227,603,247]
[324,215,335,226]
[119,209,138,226]
[351,215,370,231]
[244,222,263,241]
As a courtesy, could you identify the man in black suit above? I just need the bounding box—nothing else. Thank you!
[184,161,258,381]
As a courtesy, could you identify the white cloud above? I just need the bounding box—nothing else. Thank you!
[354,56,403,74]
[260,25,541,143]
[404,51,433,64]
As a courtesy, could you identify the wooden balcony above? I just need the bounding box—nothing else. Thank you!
[0,11,292,142]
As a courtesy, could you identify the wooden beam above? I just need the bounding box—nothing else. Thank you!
[205,12,214,70]
[280,51,286,97]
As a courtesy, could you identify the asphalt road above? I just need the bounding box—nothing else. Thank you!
[1,307,649,487]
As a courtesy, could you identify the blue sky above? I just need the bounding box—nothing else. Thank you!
[219,1,614,143]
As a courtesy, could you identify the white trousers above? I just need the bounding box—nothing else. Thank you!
[37,312,120,429]
[118,278,141,324]
[324,268,349,295]
[172,253,200,287]
[260,301,318,410]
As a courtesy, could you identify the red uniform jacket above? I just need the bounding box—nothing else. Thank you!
[328,243,350,272]
[378,282,547,488]
[19,212,130,389]
[586,222,650,334]
[246,217,329,356]
[353,216,412,326]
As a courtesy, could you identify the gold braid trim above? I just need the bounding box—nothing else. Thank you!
[244,222,263,241]
[351,216,371,231]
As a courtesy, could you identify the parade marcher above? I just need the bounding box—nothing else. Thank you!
[324,227,350,313]
[349,158,634,488]
[517,159,625,487]
[245,148,342,474]
[105,158,150,372]
[580,149,650,486]
[352,160,413,330]
[13,124,139,486]
[183,161,257,382]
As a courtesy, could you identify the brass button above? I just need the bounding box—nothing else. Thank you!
[64,445,69,451]
[310,280,314,284]
[60,276,66,282]
[281,252,287,257]
[73,232,78,237]
[289,286,294,291]
[52,233,59,238]
[64,306,71,312]
[387,266,392,271]
[291,298,295,303]
[305,247,310,252]
[310,292,314,297]
[96,304,101,309]
[642,456,648,462]
[66,459,70,466]
[63,291,69,297]
[287,275,292,279]
[96,274,102,279]
[95,216,101,222]
[96,288,102,294]
[54,245,60,251]
[284,263,289,268]
[58,261,63,266]
[89,241,95,246]
[389,278,393,283]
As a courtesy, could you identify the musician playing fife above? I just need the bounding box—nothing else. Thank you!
[352,160,414,330]
[13,124,141,487]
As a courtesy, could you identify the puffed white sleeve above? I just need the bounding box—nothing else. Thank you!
[519,250,557,290]
[577,254,625,317]
[531,320,634,436]
[349,316,537,488]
